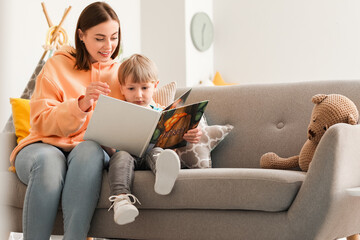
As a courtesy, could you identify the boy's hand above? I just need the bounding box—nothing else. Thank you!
[79,82,111,112]
[102,145,116,157]
[183,127,202,144]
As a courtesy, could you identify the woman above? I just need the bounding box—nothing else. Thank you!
[9,2,124,239]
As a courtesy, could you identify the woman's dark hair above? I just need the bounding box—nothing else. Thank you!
[72,2,121,70]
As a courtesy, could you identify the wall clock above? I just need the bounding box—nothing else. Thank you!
[190,12,214,52]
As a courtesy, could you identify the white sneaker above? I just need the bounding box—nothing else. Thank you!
[154,149,180,195]
[108,194,140,225]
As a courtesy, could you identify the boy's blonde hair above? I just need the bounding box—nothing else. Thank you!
[118,54,158,85]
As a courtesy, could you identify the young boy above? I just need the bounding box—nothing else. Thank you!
[107,54,202,225]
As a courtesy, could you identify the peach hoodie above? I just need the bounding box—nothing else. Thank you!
[9,46,124,171]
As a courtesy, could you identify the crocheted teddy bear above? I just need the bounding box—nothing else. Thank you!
[260,94,359,172]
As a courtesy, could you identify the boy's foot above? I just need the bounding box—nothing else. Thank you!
[154,149,180,195]
[108,194,140,225]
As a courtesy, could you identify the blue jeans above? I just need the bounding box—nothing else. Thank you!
[15,141,109,240]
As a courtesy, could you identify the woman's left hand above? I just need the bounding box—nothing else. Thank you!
[183,127,202,144]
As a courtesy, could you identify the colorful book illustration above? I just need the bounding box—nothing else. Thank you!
[84,89,208,157]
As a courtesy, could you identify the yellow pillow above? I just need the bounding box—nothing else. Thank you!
[10,98,30,143]
[212,71,237,86]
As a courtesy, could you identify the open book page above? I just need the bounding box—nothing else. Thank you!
[163,89,192,110]
[147,100,208,151]
[84,95,161,157]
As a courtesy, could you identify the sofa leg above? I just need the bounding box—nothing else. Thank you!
[347,234,360,240]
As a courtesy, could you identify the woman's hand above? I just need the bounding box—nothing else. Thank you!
[78,82,111,112]
[183,127,202,144]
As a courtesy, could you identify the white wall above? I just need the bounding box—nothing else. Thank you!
[141,0,187,87]
[141,0,214,88]
[213,0,360,84]
[0,0,7,130]
[185,0,214,86]
[0,0,140,129]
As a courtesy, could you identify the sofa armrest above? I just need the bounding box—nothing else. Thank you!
[0,132,17,171]
[288,123,360,237]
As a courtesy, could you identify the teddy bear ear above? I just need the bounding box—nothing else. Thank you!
[312,94,328,104]
[348,114,358,125]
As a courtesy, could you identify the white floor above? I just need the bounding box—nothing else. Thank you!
[8,232,348,240]
[9,232,64,240]
[9,232,109,240]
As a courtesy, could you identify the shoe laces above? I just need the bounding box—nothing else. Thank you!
[108,193,141,211]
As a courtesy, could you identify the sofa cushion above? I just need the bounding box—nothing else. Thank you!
[134,169,305,212]
[5,168,306,212]
[176,117,234,169]
[10,98,31,143]
[102,168,305,212]
[6,168,305,212]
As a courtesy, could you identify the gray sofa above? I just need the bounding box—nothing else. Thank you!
[2,80,360,240]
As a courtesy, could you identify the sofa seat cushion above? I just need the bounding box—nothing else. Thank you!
[5,168,305,213]
[99,168,305,212]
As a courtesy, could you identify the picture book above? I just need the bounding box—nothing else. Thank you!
[84,89,208,157]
